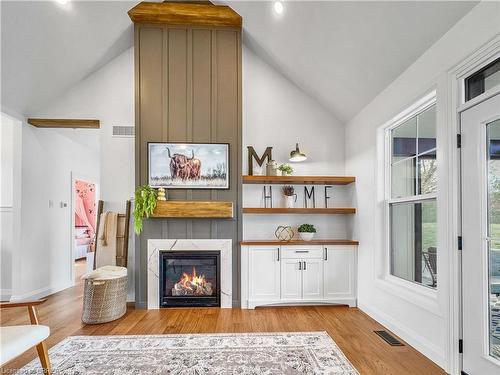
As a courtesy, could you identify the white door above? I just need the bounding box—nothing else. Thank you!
[248,247,280,301]
[302,259,324,299]
[324,247,354,298]
[281,259,302,300]
[461,93,500,374]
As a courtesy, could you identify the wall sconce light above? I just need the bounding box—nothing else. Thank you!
[289,143,307,162]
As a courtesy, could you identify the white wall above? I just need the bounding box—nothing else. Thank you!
[30,48,135,300]
[242,46,348,240]
[35,48,135,213]
[0,113,21,300]
[345,2,500,372]
[12,125,100,300]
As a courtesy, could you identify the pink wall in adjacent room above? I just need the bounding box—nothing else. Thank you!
[75,180,96,236]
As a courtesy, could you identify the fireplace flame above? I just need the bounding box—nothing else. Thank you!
[172,267,213,296]
[180,267,206,288]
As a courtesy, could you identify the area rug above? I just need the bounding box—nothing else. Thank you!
[19,332,359,374]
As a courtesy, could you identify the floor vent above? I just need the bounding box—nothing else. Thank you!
[374,330,404,346]
[112,126,135,137]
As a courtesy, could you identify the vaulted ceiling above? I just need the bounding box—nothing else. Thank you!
[1,1,477,122]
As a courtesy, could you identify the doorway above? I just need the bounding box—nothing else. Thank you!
[461,92,500,374]
[72,178,98,285]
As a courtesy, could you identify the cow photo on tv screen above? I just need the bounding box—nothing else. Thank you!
[148,143,229,189]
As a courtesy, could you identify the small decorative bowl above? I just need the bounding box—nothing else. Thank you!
[299,232,314,241]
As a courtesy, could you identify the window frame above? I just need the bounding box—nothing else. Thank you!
[384,91,437,290]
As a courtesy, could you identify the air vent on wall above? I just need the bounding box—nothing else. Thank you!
[112,126,135,137]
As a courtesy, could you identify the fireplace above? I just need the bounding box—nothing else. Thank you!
[159,251,220,308]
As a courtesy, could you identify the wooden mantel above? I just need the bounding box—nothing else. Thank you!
[128,2,242,28]
[151,200,234,219]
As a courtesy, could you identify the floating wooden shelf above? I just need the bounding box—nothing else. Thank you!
[242,207,356,214]
[242,175,355,185]
[27,118,100,129]
[151,200,233,219]
[240,239,359,246]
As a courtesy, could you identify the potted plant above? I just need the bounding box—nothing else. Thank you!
[297,223,316,241]
[282,185,297,208]
[278,163,293,176]
[134,185,158,235]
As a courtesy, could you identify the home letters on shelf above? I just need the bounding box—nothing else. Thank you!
[324,186,332,208]
[263,185,273,208]
[247,146,272,175]
[304,186,316,208]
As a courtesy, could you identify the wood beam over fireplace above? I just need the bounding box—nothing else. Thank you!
[128,2,242,28]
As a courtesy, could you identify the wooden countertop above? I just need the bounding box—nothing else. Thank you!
[240,239,359,246]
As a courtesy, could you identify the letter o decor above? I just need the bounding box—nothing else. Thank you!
[275,226,294,241]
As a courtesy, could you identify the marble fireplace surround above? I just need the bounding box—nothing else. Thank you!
[147,239,232,309]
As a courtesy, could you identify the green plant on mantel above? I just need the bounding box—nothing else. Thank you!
[297,223,317,233]
[134,185,158,235]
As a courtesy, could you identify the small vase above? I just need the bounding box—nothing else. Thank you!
[299,232,314,241]
[284,195,297,208]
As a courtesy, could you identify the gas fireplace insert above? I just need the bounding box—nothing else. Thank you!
[159,251,220,308]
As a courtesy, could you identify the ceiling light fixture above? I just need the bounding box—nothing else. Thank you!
[289,143,307,162]
[56,0,69,5]
[273,1,284,15]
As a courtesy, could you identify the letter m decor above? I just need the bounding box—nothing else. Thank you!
[247,146,273,175]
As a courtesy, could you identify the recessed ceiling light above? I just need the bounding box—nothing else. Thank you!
[56,0,69,5]
[273,1,284,15]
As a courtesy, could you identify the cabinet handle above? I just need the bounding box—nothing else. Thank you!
[303,261,307,270]
[277,248,280,261]
[324,248,328,261]
[295,250,309,253]
[298,261,302,270]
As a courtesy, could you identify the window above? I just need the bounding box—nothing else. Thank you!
[387,99,437,289]
[465,56,500,102]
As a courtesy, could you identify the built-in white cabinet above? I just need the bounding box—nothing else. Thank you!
[241,244,357,309]
[302,258,324,299]
[280,259,302,300]
[323,247,355,299]
[247,246,281,302]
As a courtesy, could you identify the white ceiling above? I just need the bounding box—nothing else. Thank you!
[227,1,477,122]
[1,0,135,116]
[1,1,477,121]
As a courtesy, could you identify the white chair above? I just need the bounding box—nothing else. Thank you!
[0,299,51,373]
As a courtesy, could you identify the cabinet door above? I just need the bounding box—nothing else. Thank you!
[302,259,324,300]
[323,247,355,298]
[281,259,302,300]
[248,247,280,301]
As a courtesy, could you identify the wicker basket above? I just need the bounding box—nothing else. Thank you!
[82,270,127,324]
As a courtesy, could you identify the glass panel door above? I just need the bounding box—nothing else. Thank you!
[461,93,500,374]
[487,119,500,361]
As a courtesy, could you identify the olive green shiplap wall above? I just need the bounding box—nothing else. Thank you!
[134,25,242,308]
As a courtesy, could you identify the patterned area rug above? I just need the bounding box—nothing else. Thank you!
[20,332,359,374]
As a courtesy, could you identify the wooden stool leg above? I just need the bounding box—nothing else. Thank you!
[28,305,52,374]
[36,341,52,374]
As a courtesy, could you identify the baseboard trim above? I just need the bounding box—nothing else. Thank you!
[0,289,12,301]
[358,301,446,370]
[10,282,71,302]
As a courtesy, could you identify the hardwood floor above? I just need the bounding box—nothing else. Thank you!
[0,282,445,374]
